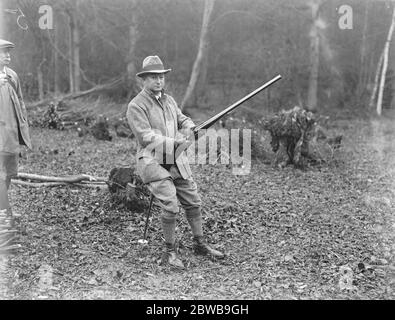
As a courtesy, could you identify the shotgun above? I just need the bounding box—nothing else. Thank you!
[175,74,282,158]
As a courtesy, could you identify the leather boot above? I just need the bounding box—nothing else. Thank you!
[160,243,185,269]
[193,236,224,259]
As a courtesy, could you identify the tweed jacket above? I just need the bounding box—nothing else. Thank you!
[0,67,32,153]
[127,88,195,184]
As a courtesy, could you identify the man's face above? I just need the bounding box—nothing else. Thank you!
[143,73,165,93]
[0,48,11,67]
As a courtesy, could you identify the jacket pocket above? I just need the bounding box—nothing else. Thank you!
[137,156,171,184]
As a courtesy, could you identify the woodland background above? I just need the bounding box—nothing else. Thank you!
[0,0,394,116]
[1,0,395,300]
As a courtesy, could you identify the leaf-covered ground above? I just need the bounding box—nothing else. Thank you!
[1,113,394,300]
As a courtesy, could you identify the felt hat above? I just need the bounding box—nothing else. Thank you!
[136,55,171,77]
[0,39,15,50]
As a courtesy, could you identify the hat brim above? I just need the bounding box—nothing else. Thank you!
[0,45,15,50]
[136,69,171,77]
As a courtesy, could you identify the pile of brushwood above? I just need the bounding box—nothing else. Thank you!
[28,101,133,141]
[29,100,94,130]
[107,167,150,211]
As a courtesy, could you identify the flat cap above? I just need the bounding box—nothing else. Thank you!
[0,39,15,50]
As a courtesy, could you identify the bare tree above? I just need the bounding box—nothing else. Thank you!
[72,1,81,93]
[54,19,60,95]
[37,58,46,100]
[356,1,370,100]
[65,0,81,93]
[306,0,323,112]
[126,0,139,98]
[391,25,395,109]
[181,0,215,110]
[369,52,384,110]
[376,5,395,115]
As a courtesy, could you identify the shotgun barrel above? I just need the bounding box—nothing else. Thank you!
[174,74,282,160]
[193,74,282,134]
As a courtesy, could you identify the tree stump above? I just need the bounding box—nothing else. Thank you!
[108,167,150,211]
[262,106,317,168]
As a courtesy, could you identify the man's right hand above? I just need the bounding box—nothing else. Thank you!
[174,135,188,148]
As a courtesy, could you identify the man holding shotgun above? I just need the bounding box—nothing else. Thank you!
[127,55,224,269]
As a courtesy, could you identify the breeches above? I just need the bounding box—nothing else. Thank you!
[147,165,201,215]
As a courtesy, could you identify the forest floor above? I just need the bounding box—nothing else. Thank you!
[1,109,394,300]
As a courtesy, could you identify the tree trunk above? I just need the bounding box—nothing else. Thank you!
[73,12,81,92]
[66,0,80,94]
[37,59,45,100]
[181,0,215,110]
[68,0,81,93]
[196,52,209,104]
[68,13,75,93]
[127,21,139,96]
[391,23,395,109]
[369,52,384,109]
[126,24,138,83]
[306,0,321,112]
[376,6,395,116]
[54,22,60,95]
[357,1,369,100]
[124,0,139,99]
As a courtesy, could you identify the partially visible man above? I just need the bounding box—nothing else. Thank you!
[0,39,32,250]
[127,55,224,268]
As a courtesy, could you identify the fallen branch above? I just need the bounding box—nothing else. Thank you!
[11,180,108,189]
[16,172,107,183]
[12,172,108,189]
[27,76,125,109]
